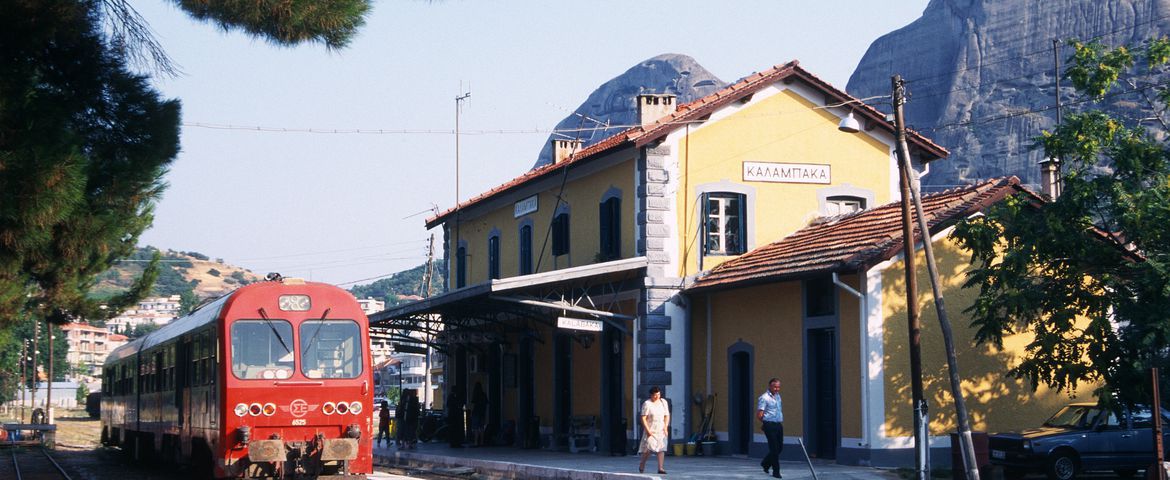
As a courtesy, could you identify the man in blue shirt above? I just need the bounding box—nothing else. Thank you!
[757,377,783,478]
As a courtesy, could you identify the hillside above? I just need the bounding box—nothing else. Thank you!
[349,262,447,307]
[93,247,263,300]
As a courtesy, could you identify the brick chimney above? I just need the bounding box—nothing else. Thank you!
[637,94,677,126]
[1039,158,1061,200]
[552,139,582,164]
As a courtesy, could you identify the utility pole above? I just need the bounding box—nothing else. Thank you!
[422,234,436,408]
[898,85,981,479]
[47,320,54,424]
[32,319,39,413]
[1153,368,1166,480]
[454,88,471,267]
[1053,39,1062,126]
[20,340,27,423]
[892,75,929,480]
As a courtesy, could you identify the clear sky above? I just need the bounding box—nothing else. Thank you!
[134,0,930,287]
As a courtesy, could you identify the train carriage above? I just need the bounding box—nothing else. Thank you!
[101,278,374,478]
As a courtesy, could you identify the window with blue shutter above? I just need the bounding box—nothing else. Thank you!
[519,225,533,275]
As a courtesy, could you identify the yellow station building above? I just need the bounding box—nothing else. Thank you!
[370,60,1089,466]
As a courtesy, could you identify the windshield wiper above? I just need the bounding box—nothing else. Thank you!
[258,307,292,355]
[301,308,332,356]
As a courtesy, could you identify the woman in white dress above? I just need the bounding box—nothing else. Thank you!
[638,386,670,474]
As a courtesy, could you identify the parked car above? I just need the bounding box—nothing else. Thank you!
[988,402,1170,480]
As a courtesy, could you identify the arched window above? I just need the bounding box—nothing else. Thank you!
[551,212,570,257]
[488,235,500,280]
[519,225,533,275]
[702,192,746,255]
[456,245,467,288]
[599,197,621,260]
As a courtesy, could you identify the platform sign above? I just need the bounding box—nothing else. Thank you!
[743,161,830,184]
[557,317,603,332]
[393,343,427,355]
[514,195,538,218]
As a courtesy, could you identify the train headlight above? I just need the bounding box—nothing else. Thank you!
[345,424,361,439]
[234,403,249,417]
[237,425,252,443]
[336,401,349,415]
[349,401,362,415]
[249,403,263,416]
[322,401,336,415]
[263,403,277,416]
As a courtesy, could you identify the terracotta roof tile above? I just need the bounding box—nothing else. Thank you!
[427,60,949,228]
[687,177,1032,293]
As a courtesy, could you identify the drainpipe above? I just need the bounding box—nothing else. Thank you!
[832,272,869,448]
[633,315,639,444]
[706,294,712,395]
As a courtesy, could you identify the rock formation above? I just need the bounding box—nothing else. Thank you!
[533,53,727,168]
[847,0,1170,189]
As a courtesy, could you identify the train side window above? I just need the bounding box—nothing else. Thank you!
[300,320,363,379]
[230,320,294,379]
[198,330,211,385]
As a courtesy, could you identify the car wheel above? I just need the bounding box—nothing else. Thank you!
[1113,468,1137,478]
[1004,467,1028,480]
[1046,452,1077,480]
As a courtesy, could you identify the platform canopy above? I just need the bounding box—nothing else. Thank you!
[368,257,647,353]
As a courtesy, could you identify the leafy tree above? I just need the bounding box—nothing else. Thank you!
[0,316,70,402]
[179,289,201,315]
[350,263,447,303]
[0,0,173,327]
[0,0,370,330]
[952,37,1170,405]
[207,268,221,277]
[127,322,162,339]
[1,0,370,403]
[76,382,89,404]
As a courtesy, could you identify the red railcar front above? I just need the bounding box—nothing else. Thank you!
[216,280,373,478]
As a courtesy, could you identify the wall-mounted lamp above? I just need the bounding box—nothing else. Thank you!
[838,111,861,133]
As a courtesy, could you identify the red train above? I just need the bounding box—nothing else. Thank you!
[101,278,374,478]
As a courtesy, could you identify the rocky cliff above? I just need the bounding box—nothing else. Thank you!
[847,0,1170,189]
[533,53,727,168]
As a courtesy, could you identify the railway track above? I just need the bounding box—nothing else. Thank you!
[2,445,74,480]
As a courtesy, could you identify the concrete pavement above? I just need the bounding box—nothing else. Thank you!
[373,442,906,480]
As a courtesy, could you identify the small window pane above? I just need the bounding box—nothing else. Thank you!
[300,320,363,379]
[703,193,745,255]
[231,320,294,380]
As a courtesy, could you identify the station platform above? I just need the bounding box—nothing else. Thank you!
[373,442,903,480]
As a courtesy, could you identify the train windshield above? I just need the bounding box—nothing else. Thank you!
[231,320,295,379]
[300,320,363,379]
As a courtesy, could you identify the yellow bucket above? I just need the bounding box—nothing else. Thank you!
[685,443,697,456]
[671,443,684,456]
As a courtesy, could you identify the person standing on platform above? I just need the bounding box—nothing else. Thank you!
[470,382,489,446]
[447,384,465,448]
[402,389,420,449]
[757,377,784,478]
[377,400,391,447]
[637,386,670,475]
